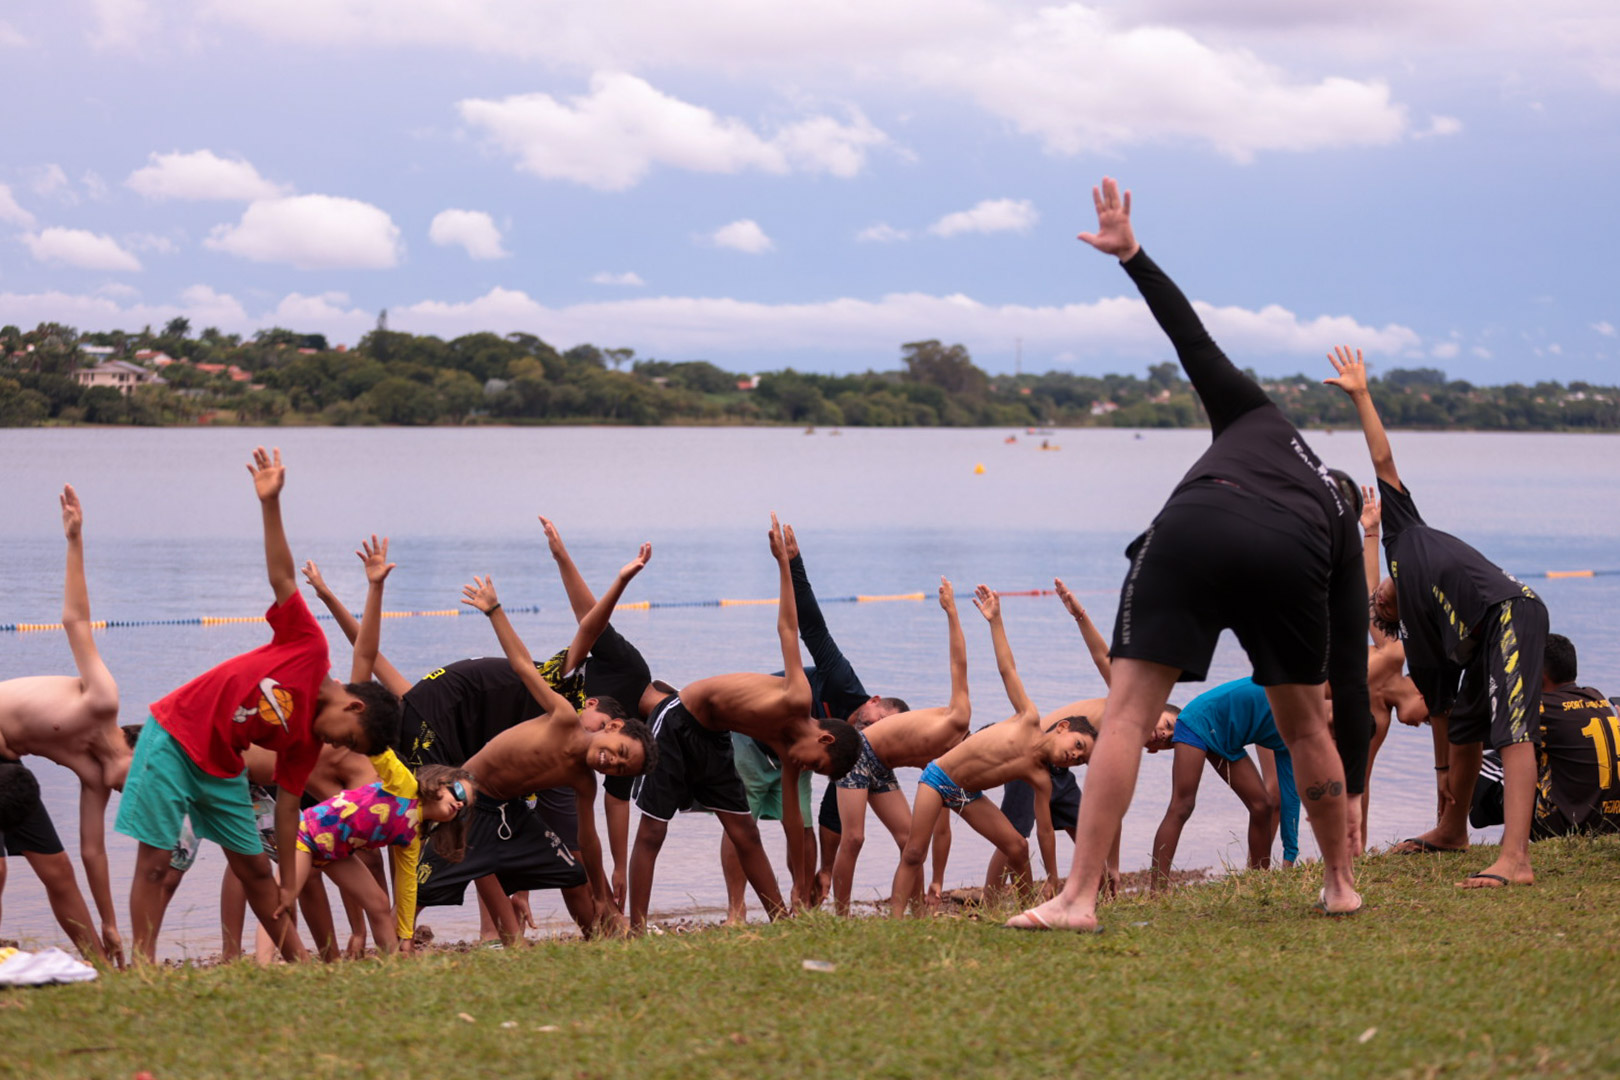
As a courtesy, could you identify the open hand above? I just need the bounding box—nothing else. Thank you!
[938,576,956,612]
[247,446,285,501]
[1360,486,1381,533]
[972,584,1001,622]
[782,524,800,561]
[619,542,653,582]
[461,575,500,613]
[1054,578,1089,623]
[1078,177,1139,261]
[60,484,82,540]
[768,512,789,563]
[1323,345,1368,396]
[538,516,567,560]
[301,560,329,595]
[358,535,395,585]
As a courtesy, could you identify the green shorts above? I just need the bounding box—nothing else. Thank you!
[115,718,263,856]
[729,732,812,822]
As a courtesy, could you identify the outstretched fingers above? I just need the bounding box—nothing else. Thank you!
[460,574,499,612]
[972,583,1001,621]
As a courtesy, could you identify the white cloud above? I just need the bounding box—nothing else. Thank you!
[21,228,142,272]
[82,171,111,201]
[1593,320,1616,337]
[927,198,1038,238]
[204,195,402,269]
[428,209,509,259]
[0,22,29,48]
[98,283,141,299]
[126,149,289,202]
[266,291,372,334]
[1472,346,1493,358]
[590,271,645,286]
[31,164,72,200]
[459,72,888,191]
[90,0,154,50]
[706,219,774,254]
[0,184,36,228]
[1414,114,1463,139]
[856,223,910,243]
[1430,341,1460,359]
[389,285,1420,364]
[126,233,179,255]
[0,284,364,340]
[1547,343,1563,355]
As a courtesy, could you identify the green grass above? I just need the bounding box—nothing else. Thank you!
[5,837,1619,1079]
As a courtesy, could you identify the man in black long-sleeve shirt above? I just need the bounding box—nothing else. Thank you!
[1010,179,1369,930]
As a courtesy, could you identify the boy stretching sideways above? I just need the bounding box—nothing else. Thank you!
[0,486,128,965]
[445,573,659,944]
[115,449,400,963]
[628,515,861,933]
[827,577,970,915]
[891,587,1091,916]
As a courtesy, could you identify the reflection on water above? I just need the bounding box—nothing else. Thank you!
[2,427,1617,956]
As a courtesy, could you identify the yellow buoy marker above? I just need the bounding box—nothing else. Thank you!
[973,463,986,474]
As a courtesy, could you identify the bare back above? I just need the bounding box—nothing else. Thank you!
[464,716,590,802]
[864,706,969,771]
[0,675,122,786]
[1043,697,1106,731]
[305,745,379,801]
[681,672,808,744]
[934,715,1045,793]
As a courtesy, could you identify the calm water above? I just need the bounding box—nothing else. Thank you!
[2,426,1617,957]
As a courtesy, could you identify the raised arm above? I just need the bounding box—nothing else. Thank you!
[562,543,652,674]
[461,575,576,721]
[1358,488,1392,648]
[58,485,117,718]
[350,535,394,685]
[1081,178,1268,436]
[974,585,1035,721]
[541,516,599,622]
[1324,346,1401,489]
[248,447,297,605]
[769,514,806,687]
[303,560,411,697]
[940,578,970,724]
[1055,578,1111,686]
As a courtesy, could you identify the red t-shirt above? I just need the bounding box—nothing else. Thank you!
[151,591,331,795]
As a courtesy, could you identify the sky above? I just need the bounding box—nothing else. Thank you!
[2,1,1618,382]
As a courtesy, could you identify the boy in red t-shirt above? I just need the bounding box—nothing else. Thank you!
[115,448,400,963]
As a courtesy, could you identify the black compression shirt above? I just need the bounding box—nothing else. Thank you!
[583,624,652,717]
[1122,248,1372,791]
[1377,478,1536,716]
[402,653,580,767]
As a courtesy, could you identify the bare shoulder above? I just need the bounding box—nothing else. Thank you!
[0,675,103,756]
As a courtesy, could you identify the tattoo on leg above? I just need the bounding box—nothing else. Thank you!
[1305,780,1343,801]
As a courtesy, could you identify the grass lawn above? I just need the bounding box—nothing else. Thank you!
[4,836,1618,1079]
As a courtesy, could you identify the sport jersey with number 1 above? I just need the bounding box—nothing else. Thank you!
[150,591,329,795]
[1537,684,1620,834]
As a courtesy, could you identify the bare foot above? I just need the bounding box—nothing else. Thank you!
[1390,831,1468,854]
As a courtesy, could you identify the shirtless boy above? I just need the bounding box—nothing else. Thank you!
[827,577,970,915]
[0,486,126,964]
[115,449,400,963]
[627,515,861,932]
[891,587,1091,915]
[444,573,657,943]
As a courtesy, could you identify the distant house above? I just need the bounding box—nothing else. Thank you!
[74,360,166,396]
[195,362,253,382]
[736,375,760,391]
[80,345,116,359]
[133,349,177,366]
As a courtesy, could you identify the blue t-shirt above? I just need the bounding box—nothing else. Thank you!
[1173,677,1300,862]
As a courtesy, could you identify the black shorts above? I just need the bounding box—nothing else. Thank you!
[533,786,579,851]
[634,696,750,822]
[1112,481,1331,685]
[817,781,841,834]
[416,793,586,908]
[602,774,636,802]
[1449,596,1548,750]
[1001,770,1081,838]
[0,759,63,857]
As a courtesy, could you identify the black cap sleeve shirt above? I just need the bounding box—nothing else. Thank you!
[1377,477,1536,715]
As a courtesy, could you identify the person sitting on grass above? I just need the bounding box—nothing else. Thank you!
[1148,677,1300,893]
[891,586,1090,916]
[446,572,658,945]
[1327,346,1549,890]
[115,449,401,964]
[1471,634,1620,839]
[827,576,970,916]
[0,485,128,966]
[627,515,861,933]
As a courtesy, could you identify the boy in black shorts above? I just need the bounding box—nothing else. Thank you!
[1011,180,1370,930]
[1328,348,1547,889]
[626,516,861,933]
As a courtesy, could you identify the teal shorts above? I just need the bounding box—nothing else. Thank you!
[115,718,263,856]
[729,732,813,822]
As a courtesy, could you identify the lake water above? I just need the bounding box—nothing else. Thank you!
[2,426,1617,958]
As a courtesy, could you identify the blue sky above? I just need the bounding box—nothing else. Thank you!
[2,0,1618,382]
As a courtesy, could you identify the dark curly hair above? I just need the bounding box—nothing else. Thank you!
[346,681,402,754]
[820,717,861,782]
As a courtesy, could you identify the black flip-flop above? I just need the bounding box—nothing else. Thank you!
[1457,872,1511,889]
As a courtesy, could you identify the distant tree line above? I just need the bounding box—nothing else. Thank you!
[3,319,1618,431]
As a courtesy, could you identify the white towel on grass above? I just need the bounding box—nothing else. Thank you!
[0,946,98,986]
